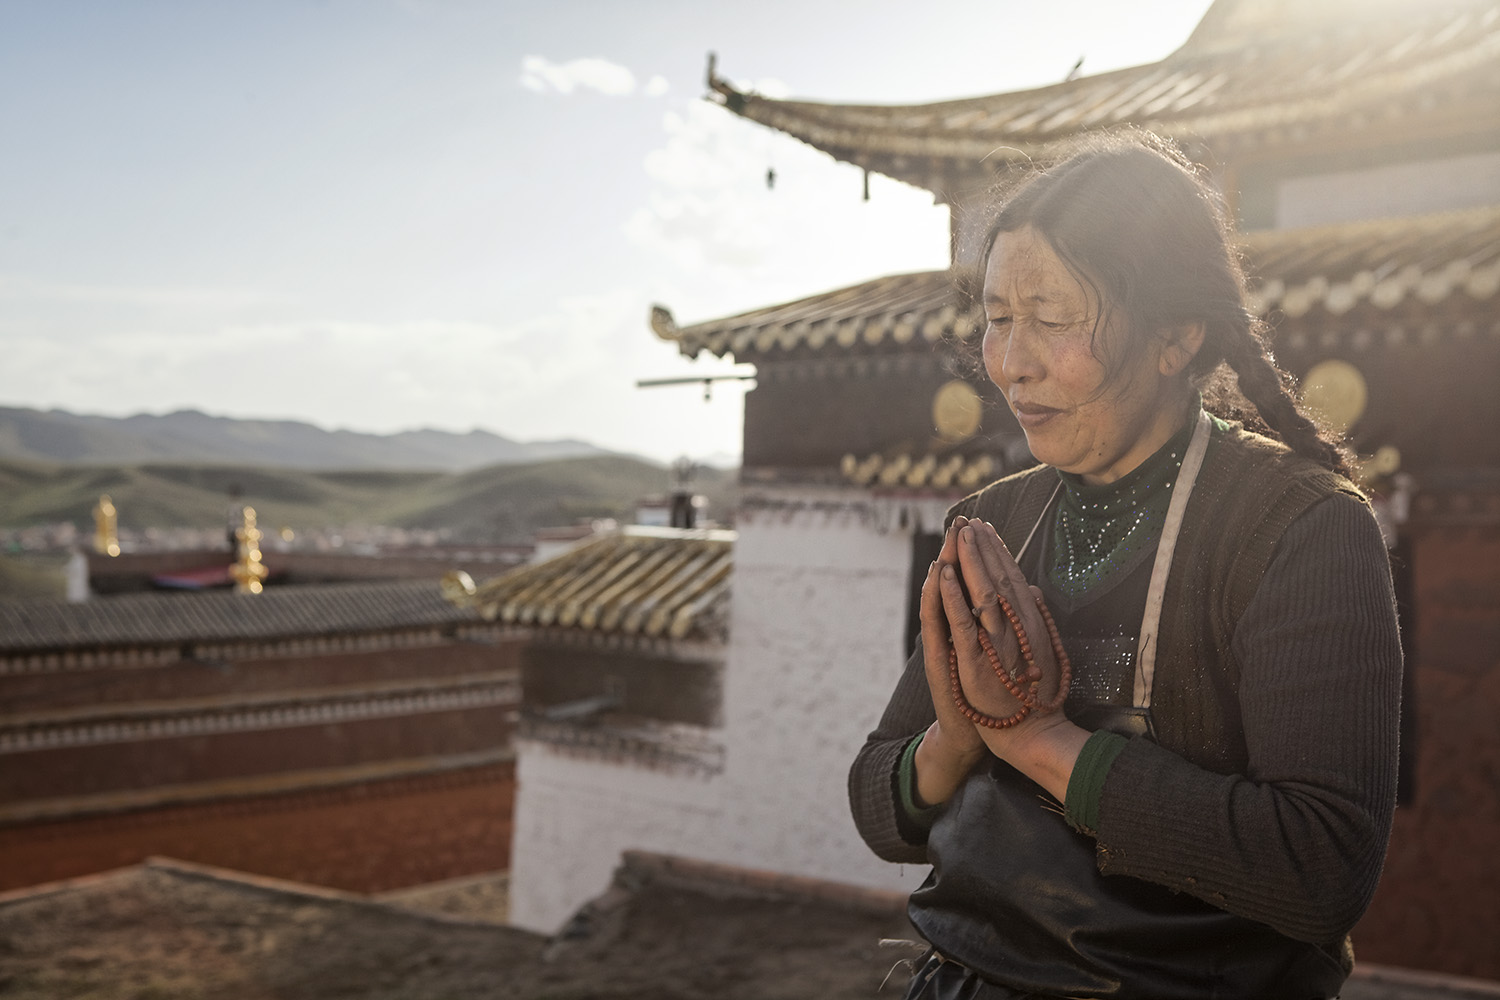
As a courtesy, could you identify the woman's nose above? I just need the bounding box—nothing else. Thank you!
[986,324,1043,386]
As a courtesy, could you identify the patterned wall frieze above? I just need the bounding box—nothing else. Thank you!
[754,352,951,384]
[517,719,724,777]
[0,627,470,678]
[734,489,959,536]
[0,672,520,754]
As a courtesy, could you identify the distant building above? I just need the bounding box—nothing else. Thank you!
[451,525,732,931]
[0,580,519,894]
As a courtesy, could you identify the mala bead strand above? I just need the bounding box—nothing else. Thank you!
[948,589,1072,730]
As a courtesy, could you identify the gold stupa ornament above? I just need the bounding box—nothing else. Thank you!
[93,494,120,557]
[230,506,268,594]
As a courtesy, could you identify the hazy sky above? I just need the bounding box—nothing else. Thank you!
[0,0,1217,465]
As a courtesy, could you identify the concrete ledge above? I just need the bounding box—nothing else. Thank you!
[1349,963,1500,998]
[619,849,908,917]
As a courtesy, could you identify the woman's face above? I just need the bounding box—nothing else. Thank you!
[981,226,1186,485]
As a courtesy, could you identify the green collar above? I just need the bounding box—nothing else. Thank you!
[1045,411,1201,600]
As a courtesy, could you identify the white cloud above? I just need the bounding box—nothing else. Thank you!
[643,74,670,97]
[0,273,273,311]
[623,96,951,322]
[519,55,638,97]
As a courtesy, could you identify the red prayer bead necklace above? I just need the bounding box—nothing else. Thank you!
[948,591,1072,729]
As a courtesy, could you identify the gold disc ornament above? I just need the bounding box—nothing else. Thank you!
[933,380,983,443]
[1300,359,1367,436]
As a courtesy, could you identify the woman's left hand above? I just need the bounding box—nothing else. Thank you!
[936,520,1088,792]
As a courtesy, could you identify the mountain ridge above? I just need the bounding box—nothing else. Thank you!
[0,406,614,472]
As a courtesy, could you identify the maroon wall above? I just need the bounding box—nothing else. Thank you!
[0,760,514,893]
[1352,496,1500,979]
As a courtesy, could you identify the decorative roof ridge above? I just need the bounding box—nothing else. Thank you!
[619,524,737,543]
[707,54,1150,119]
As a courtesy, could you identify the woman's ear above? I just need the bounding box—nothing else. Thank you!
[1159,322,1206,377]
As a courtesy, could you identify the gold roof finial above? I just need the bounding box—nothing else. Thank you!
[230,506,268,594]
[93,494,120,557]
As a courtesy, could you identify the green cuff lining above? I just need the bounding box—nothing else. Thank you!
[1064,730,1130,836]
[897,732,944,830]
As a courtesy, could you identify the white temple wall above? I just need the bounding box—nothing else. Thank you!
[509,491,951,933]
[713,493,945,894]
[507,740,726,934]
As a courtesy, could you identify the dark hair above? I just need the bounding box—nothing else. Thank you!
[963,131,1351,477]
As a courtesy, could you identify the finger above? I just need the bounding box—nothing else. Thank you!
[973,520,1031,606]
[921,522,964,638]
[953,524,1001,625]
[967,521,1019,601]
[938,563,987,672]
[973,522,1047,625]
[953,526,1024,676]
[919,553,949,642]
[940,563,1029,721]
[918,557,979,741]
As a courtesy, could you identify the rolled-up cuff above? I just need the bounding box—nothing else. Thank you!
[897,732,944,831]
[1064,730,1129,836]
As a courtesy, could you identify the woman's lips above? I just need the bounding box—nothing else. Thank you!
[1011,401,1062,429]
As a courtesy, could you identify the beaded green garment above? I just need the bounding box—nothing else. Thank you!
[1045,415,1199,601]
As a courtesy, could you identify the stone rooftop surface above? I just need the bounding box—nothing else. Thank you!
[0,853,1494,1000]
[460,525,734,643]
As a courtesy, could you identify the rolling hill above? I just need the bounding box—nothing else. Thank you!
[0,455,737,544]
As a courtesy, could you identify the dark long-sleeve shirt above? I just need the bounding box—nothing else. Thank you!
[849,489,1402,996]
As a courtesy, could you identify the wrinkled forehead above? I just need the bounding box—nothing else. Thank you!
[982,226,1095,312]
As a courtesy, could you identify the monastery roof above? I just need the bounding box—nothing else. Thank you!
[654,204,1500,361]
[708,0,1500,187]
[652,269,970,360]
[0,579,479,654]
[457,525,734,643]
[1245,203,1500,319]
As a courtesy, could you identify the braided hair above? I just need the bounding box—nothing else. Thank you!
[966,131,1352,477]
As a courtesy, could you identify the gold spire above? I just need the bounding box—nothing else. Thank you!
[93,495,120,557]
[230,506,268,594]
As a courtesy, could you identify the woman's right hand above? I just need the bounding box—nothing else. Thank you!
[914,516,988,809]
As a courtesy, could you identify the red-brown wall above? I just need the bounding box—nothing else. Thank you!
[1353,504,1500,979]
[0,760,514,894]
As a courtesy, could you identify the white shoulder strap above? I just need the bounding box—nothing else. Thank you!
[1132,409,1213,710]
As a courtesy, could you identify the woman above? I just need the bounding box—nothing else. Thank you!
[849,135,1402,1000]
